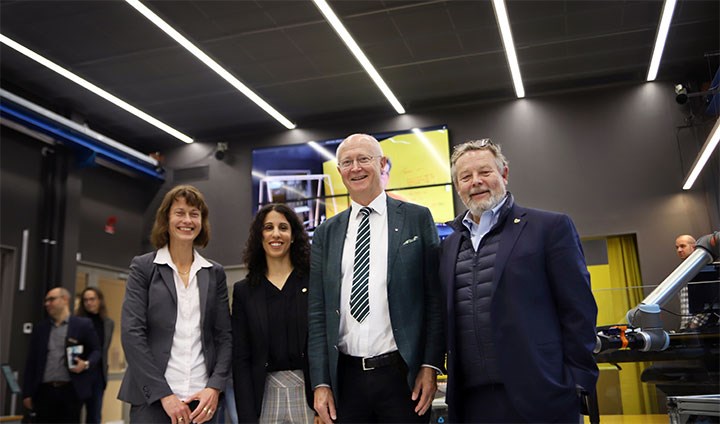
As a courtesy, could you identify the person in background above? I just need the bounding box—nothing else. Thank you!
[379,157,409,202]
[76,287,115,424]
[439,139,598,423]
[23,286,101,423]
[309,133,444,423]
[676,234,697,329]
[675,234,719,329]
[118,185,232,424]
[232,203,316,423]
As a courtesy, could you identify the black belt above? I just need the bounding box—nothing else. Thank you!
[341,351,403,371]
[43,381,70,388]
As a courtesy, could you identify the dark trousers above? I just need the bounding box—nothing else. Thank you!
[130,399,219,423]
[35,383,82,424]
[336,353,429,423]
[83,384,104,424]
[458,384,580,424]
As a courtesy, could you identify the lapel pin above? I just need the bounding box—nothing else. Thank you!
[513,218,521,224]
[394,228,399,232]
[302,287,307,293]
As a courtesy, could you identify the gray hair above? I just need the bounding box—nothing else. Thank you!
[450,139,508,183]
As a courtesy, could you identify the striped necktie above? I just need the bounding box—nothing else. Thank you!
[350,207,372,322]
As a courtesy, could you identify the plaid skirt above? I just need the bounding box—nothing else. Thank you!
[259,369,314,424]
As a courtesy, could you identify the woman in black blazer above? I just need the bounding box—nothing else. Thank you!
[232,204,315,423]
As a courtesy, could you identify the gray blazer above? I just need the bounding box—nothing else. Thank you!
[118,251,232,406]
[307,196,444,402]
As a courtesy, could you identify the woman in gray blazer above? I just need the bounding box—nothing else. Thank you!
[119,185,232,424]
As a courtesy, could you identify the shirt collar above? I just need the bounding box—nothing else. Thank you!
[154,245,213,269]
[461,194,507,230]
[351,191,387,218]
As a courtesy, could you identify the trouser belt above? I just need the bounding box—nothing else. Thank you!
[341,350,404,371]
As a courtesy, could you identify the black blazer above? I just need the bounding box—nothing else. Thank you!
[23,316,101,401]
[232,272,312,423]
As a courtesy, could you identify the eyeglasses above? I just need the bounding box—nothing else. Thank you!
[338,155,380,170]
[44,296,58,303]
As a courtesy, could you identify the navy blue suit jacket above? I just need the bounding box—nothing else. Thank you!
[23,315,101,401]
[440,199,598,422]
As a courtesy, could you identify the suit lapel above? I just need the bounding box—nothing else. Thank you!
[197,267,210,327]
[250,282,269,343]
[386,198,404,281]
[328,210,350,307]
[158,265,178,305]
[493,206,527,292]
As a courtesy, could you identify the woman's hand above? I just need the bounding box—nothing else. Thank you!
[187,387,220,424]
[161,394,192,424]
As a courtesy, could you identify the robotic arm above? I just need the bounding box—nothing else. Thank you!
[595,231,719,354]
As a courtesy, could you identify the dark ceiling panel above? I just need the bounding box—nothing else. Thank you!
[0,0,717,154]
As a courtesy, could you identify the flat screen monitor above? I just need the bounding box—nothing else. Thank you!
[251,126,454,237]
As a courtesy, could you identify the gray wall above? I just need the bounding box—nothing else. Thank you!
[160,82,718,294]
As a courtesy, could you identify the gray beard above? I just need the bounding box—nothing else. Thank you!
[466,188,506,218]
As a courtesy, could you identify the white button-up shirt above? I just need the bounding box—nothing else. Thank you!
[154,246,213,400]
[338,192,398,357]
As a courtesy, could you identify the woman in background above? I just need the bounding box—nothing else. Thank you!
[119,185,231,424]
[76,287,114,424]
[232,203,315,423]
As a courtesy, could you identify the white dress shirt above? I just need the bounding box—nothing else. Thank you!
[154,246,213,400]
[338,192,398,357]
[461,195,507,251]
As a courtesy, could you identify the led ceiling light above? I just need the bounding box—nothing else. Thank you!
[647,0,677,81]
[683,117,720,190]
[312,0,405,114]
[125,0,295,130]
[0,33,193,143]
[492,0,525,98]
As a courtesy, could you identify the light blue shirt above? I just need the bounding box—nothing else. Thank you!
[461,196,508,251]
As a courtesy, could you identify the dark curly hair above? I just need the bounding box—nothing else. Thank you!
[243,203,310,286]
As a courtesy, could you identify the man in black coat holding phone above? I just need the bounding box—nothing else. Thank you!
[23,286,101,423]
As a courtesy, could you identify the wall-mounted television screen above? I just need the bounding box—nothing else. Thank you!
[251,126,454,238]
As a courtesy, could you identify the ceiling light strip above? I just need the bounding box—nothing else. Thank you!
[312,0,405,114]
[492,0,525,99]
[646,0,677,81]
[682,117,720,190]
[0,33,194,144]
[125,0,296,130]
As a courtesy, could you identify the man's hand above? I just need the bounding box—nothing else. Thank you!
[411,367,437,415]
[313,387,337,424]
[69,359,88,374]
[187,387,220,424]
[160,394,192,424]
[23,397,32,411]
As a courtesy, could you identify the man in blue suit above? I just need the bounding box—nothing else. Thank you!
[23,287,101,423]
[440,139,598,423]
[308,133,444,423]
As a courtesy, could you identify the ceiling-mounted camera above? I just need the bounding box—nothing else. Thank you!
[215,142,228,160]
[675,84,688,104]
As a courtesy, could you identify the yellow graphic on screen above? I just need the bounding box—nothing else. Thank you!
[322,129,454,223]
